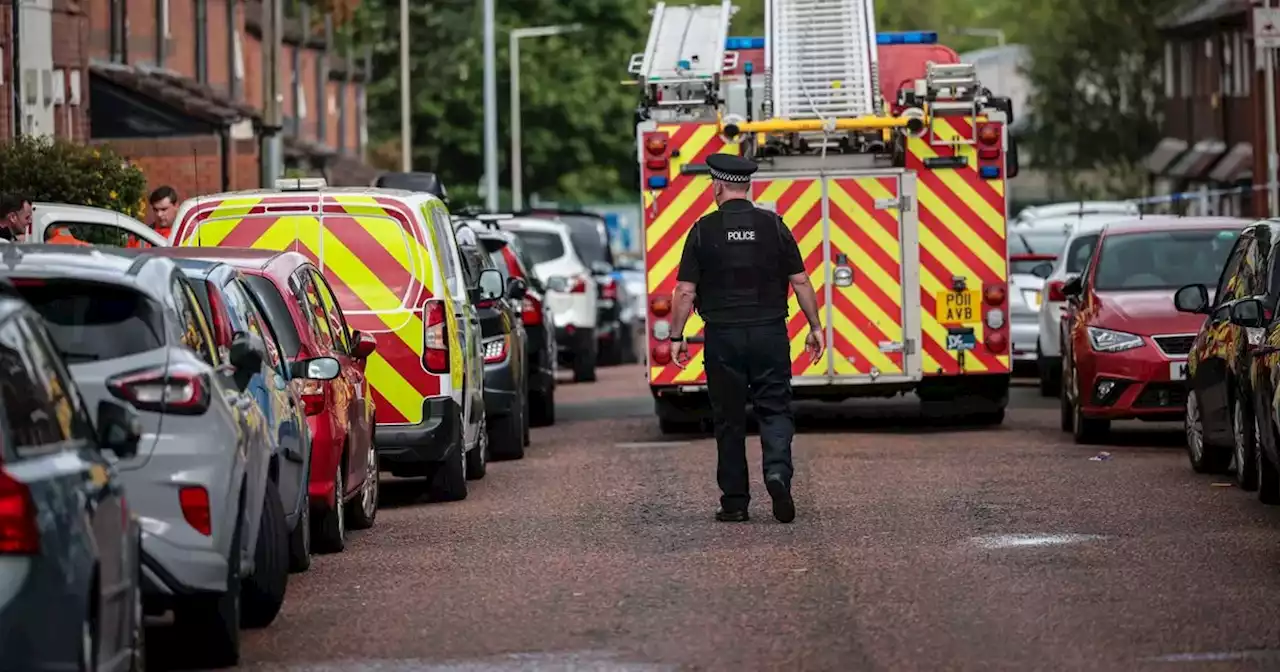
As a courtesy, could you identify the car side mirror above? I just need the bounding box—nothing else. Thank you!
[1230,297,1268,328]
[1061,274,1083,299]
[96,399,141,458]
[506,276,528,301]
[1029,261,1053,279]
[289,356,341,381]
[350,330,377,359]
[1174,283,1211,315]
[229,331,264,391]
[478,268,503,301]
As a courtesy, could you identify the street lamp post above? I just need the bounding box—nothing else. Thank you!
[509,24,583,212]
[400,0,411,171]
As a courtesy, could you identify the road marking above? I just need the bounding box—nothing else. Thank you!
[615,441,690,449]
[241,650,679,671]
[1141,649,1280,663]
[969,533,1105,549]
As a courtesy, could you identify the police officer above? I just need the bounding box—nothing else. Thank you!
[669,153,824,524]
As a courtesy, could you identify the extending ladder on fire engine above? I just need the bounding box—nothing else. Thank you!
[766,0,880,120]
[628,1,735,108]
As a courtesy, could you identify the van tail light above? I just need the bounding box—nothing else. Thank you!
[204,281,234,350]
[1046,280,1067,303]
[984,330,1008,353]
[651,342,672,365]
[300,380,326,416]
[570,275,588,294]
[983,284,1006,305]
[423,299,449,374]
[0,467,39,555]
[483,335,509,364]
[521,295,543,326]
[178,486,212,536]
[108,365,211,415]
[651,296,672,316]
[600,277,618,300]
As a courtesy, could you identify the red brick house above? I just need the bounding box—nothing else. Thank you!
[0,0,92,140]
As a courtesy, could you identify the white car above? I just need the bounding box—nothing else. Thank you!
[1035,214,1140,396]
[1014,201,1139,227]
[496,217,601,383]
[1006,225,1070,370]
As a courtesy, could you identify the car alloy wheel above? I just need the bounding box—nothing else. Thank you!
[1186,389,1204,461]
[1234,401,1248,481]
[334,462,345,543]
[360,442,378,520]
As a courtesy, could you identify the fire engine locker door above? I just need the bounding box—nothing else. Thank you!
[750,172,831,386]
[821,171,923,385]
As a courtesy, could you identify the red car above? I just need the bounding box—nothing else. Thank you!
[157,248,379,553]
[1059,217,1247,444]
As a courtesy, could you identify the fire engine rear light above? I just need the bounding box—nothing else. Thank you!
[646,158,669,171]
[645,136,668,155]
[647,176,669,189]
[983,284,1006,305]
[978,147,1000,161]
[483,335,508,364]
[179,486,212,536]
[652,319,671,340]
[984,330,1007,353]
[521,295,543,326]
[652,342,672,365]
[985,309,1005,330]
[423,300,449,374]
[978,125,1000,145]
[651,296,672,316]
[300,379,326,416]
[979,166,1001,179]
[0,468,38,555]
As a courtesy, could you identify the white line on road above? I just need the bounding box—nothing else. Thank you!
[969,533,1105,549]
[242,651,678,671]
[1142,649,1280,663]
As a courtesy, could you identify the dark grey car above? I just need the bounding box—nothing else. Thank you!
[0,281,147,671]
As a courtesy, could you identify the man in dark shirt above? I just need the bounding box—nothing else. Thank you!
[0,193,29,242]
[669,153,824,523]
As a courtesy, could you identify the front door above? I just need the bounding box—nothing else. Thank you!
[750,170,921,386]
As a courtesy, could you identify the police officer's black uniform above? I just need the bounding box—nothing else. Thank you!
[674,153,807,523]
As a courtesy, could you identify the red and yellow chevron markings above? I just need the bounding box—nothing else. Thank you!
[906,116,1010,375]
[175,194,444,425]
[753,177,826,379]
[826,177,907,378]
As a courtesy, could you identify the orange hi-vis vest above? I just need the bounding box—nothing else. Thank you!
[47,227,90,246]
[126,226,171,248]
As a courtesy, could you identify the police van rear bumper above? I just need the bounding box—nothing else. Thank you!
[375,397,462,475]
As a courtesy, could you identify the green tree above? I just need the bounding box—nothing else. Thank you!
[1020,0,1181,198]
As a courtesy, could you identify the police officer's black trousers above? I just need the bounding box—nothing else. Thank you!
[703,320,795,511]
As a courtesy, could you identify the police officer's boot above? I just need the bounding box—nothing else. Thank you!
[715,507,748,522]
[765,474,795,524]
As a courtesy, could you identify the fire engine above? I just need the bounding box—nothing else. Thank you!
[629,0,1019,433]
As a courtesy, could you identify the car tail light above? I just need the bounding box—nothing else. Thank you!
[204,281,234,351]
[569,275,588,294]
[983,284,1006,306]
[423,300,449,373]
[178,486,212,536]
[651,342,672,365]
[0,467,38,555]
[483,335,508,364]
[300,380,326,416]
[521,295,544,326]
[1046,280,1066,303]
[601,277,618,300]
[651,296,672,316]
[108,365,211,415]
[985,330,1007,353]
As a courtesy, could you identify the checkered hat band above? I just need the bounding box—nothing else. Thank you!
[709,168,751,183]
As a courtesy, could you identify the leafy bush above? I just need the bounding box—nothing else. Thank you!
[0,135,149,219]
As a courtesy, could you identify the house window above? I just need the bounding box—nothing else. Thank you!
[1180,40,1194,97]
[1238,30,1251,96]
[1221,34,1233,96]
[1165,42,1175,98]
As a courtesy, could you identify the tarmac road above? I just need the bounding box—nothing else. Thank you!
[159,366,1280,671]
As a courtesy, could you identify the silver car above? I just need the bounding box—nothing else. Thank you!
[0,244,284,668]
[1007,226,1071,371]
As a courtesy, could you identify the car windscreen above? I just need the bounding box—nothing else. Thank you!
[1093,228,1241,291]
[1009,230,1068,274]
[513,230,566,265]
[16,281,165,363]
[243,274,303,358]
[558,216,613,267]
[487,249,510,283]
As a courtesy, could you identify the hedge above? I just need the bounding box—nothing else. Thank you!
[0,136,149,244]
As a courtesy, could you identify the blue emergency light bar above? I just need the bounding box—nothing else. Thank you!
[724,32,938,51]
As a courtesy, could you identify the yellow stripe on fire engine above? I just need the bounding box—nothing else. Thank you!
[178,197,266,247]
[249,216,428,423]
[783,220,828,377]
[930,117,1006,200]
[911,120,1005,233]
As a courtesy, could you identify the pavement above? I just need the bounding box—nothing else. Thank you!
[153,366,1280,672]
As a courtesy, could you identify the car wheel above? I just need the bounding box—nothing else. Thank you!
[1037,344,1058,398]
[531,386,555,427]
[129,557,146,672]
[428,443,468,502]
[347,440,379,530]
[1255,414,1280,504]
[466,412,489,480]
[1059,359,1074,433]
[1186,389,1230,473]
[312,460,346,554]
[287,498,311,573]
[174,497,241,668]
[241,479,289,629]
[1232,398,1259,491]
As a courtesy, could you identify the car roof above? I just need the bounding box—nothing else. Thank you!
[494,217,570,233]
[1017,201,1139,220]
[33,202,148,227]
[1100,216,1254,236]
[0,244,176,297]
[141,246,310,282]
[186,186,444,202]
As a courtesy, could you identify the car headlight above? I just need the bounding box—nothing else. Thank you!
[1022,289,1042,311]
[1087,327,1145,353]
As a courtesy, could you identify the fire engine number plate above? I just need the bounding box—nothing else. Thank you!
[936,290,981,324]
